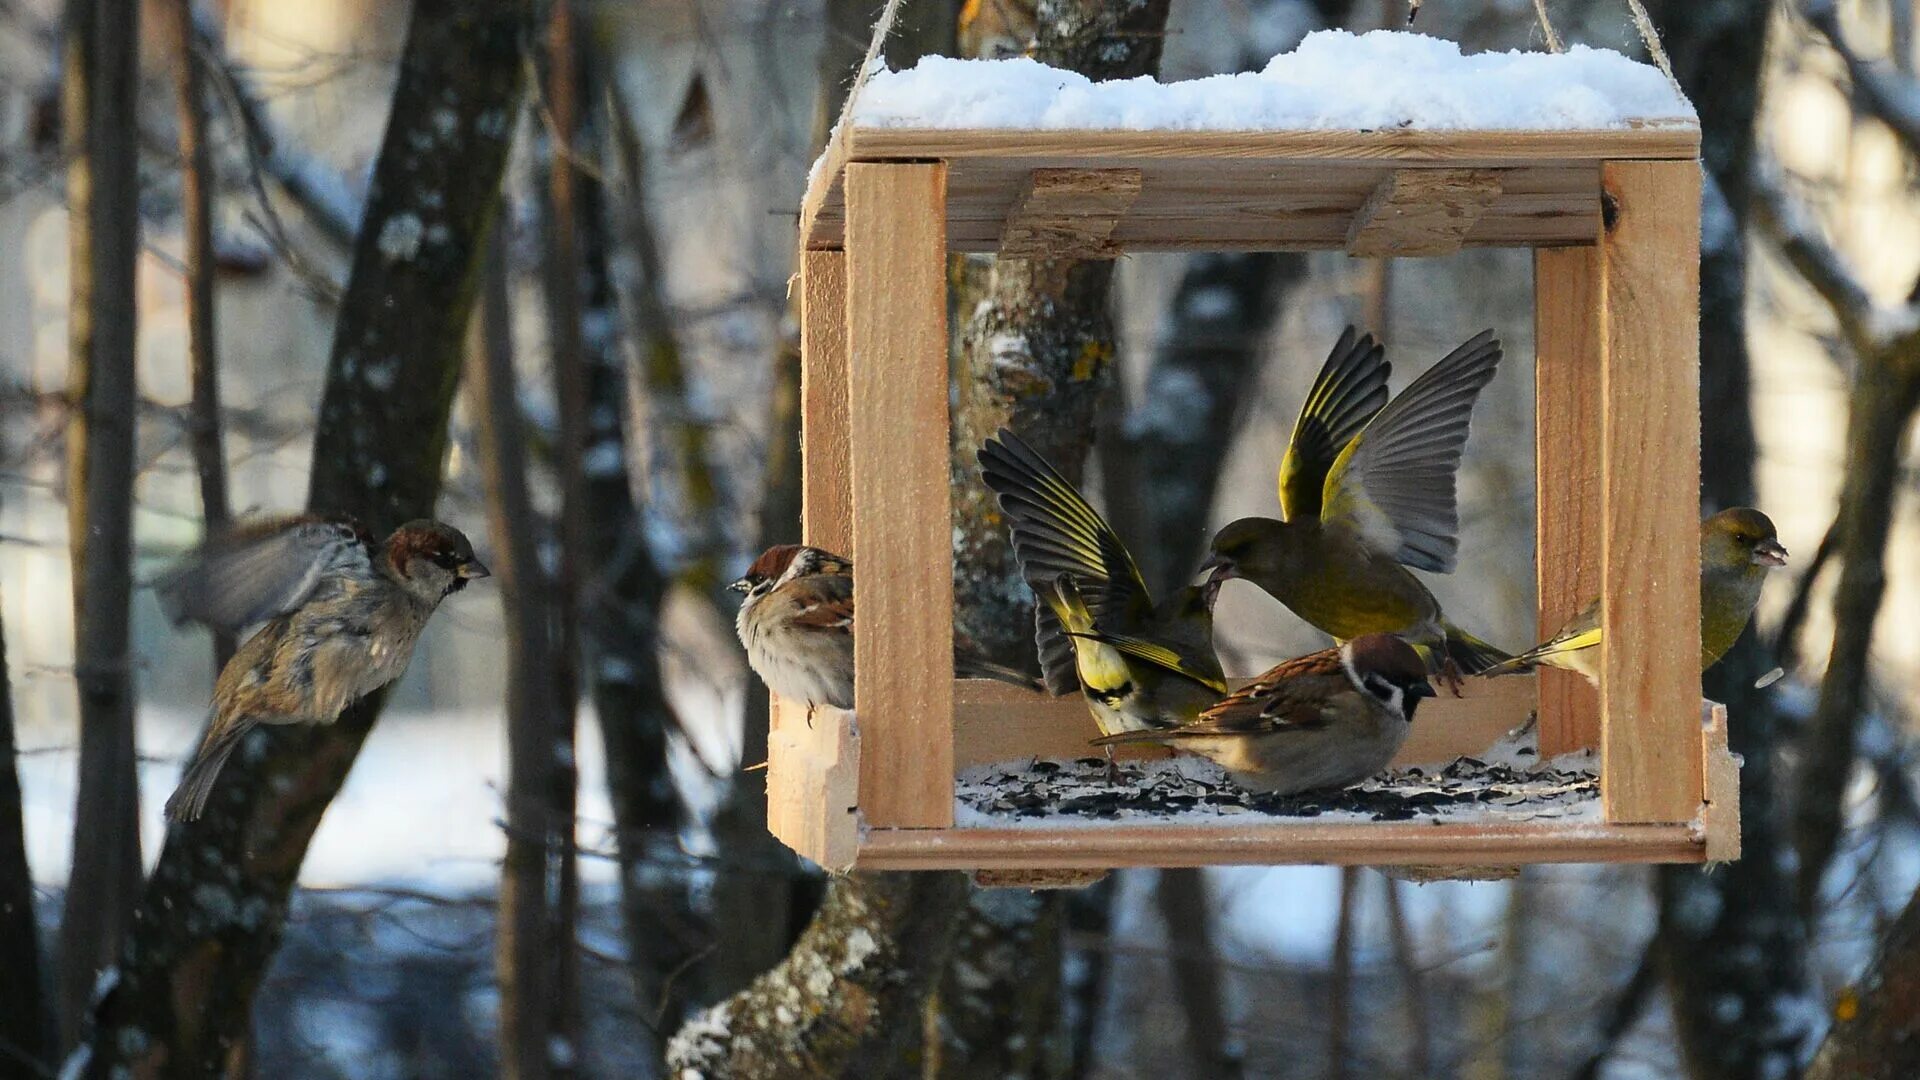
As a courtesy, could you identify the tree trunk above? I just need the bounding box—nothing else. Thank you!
[567,36,690,1037]
[1639,4,1819,1077]
[472,234,566,1080]
[666,872,971,1078]
[0,603,51,1075]
[57,0,144,1051]
[80,2,529,1072]
[1803,882,1920,1080]
[1154,870,1242,1079]
[161,0,234,671]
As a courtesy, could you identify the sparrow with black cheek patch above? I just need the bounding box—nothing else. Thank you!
[156,516,490,821]
[1484,507,1788,682]
[729,544,1040,722]
[977,430,1227,739]
[1092,634,1436,796]
[1205,328,1512,682]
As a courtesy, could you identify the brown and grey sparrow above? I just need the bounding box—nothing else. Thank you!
[1092,634,1435,795]
[155,516,490,821]
[729,544,1037,721]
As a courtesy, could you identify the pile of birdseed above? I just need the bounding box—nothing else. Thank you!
[952,745,1599,828]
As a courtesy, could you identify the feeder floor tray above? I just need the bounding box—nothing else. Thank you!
[953,750,1599,829]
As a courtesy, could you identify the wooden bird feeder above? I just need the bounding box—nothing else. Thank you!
[769,117,1737,876]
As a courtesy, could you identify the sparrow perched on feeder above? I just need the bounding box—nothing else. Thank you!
[1204,327,1511,679]
[1483,507,1788,682]
[977,430,1226,738]
[729,544,1040,720]
[1091,634,1435,795]
[156,516,490,821]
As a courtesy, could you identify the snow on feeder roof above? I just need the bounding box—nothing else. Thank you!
[848,31,1696,132]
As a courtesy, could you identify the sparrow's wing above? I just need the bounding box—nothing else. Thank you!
[978,430,1157,685]
[1091,651,1345,744]
[1320,330,1501,573]
[154,515,377,632]
[1277,327,1390,522]
[784,573,855,630]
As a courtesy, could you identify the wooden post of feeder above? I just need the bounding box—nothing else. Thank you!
[1597,159,1703,824]
[844,162,955,829]
[1533,244,1604,757]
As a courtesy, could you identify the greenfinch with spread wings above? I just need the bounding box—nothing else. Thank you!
[1206,327,1511,677]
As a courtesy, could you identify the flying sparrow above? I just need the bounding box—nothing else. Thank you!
[1205,327,1511,680]
[1092,634,1436,796]
[729,544,1039,722]
[1483,507,1788,682]
[977,430,1226,739]
[156,516,490,821]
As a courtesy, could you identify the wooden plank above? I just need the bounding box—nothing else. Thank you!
[1534,246,1605,756]
[999,168,1142,258]
[1700,702,1741,862]
[766,696,860,872]
[855,819,1704,870]
[1345,168,1503,257]
[845,126,1701,165]
[953,675,1540,770]
[845,162,954,828]
[972,869,1110,890]
[807,159,1603,253]
[800,250,853,554]
[1598,158,1703,824]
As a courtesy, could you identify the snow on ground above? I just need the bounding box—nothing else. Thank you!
[851,30,1695,132]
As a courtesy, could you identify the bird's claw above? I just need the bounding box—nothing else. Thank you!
[1439,658,1466,697]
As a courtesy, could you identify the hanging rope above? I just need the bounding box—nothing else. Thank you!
[822,0,908,166]
[1623,0,1684,96]
[1532,0,1565,53]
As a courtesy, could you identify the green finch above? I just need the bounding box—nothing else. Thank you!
[1484,507,1788,682]
[1205,327,1512,678]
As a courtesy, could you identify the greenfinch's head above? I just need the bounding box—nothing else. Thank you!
[1701,507,1787,573]
[1204,517,1287,583]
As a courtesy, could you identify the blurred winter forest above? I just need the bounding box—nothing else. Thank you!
[4,0,1920,1077]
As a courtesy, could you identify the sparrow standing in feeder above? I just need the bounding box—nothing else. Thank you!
[1091,634,1436,796]
[1484,507,1788,682]
[1205,328,1512,682]
[977,430,1226,739]
[730,544,1040,723]
[156,516,491,821]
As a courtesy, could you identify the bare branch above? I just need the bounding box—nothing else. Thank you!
[1803,0,1920,162]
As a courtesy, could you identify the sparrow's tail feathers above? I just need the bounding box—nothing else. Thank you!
[955,653,1044,692]
[164,719,255,822]
[1087,728,1169,748]
[1440,622,1514,676]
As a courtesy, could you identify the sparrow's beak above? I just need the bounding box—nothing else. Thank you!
[1752,539,1789,568]
[1409,681,1438,699]
[458,559,491,580]
[727,577,753,594]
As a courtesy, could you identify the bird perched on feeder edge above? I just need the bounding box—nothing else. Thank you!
[729,543,1040,724]
[1205,327,1511,683]
[1483,507,1788,683]
[1091,633,1436,796]
[156,516,491,821]
[977,429,1226,739]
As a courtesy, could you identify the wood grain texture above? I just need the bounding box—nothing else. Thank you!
[800,250,853,555]
[848,126,1701,164]
[1534,245,1605,756]
[854,819,1706,870]
[1345,168,1504,257]
[845,162,954,828]
[766,696,860,872]
[1599,158,1704,824]
[953,675,1539,770]
[971,869,1110,890]
[1701,702,1741,862]
[998,167,1142,257]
